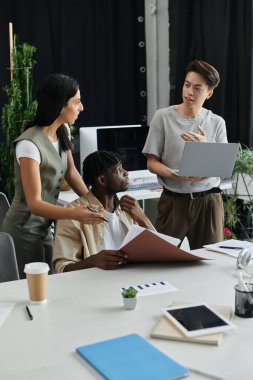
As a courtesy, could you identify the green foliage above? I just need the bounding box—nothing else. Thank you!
[223,195,240,229]
[223,145,253,240]
[122,288,137,298]
[0,35,37,200]
[233,145,253,176]
[69,124,77,138]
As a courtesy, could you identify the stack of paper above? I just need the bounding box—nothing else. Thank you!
[0,303,15,328]
[204,239,253,258]
[76,333,189,379]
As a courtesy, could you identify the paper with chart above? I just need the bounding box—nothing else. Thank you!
[120,280,178,297]
[204,239,253,258]
[0,303,15,328]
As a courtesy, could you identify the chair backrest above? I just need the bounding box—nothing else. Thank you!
[0,192,10,231]
[0,232,19,282]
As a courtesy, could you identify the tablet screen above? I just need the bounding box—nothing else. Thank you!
[163,304,235,337]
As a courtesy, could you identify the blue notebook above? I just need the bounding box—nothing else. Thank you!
[76,333,189,380]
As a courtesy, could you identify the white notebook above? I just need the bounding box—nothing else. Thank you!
[204,239,253,258]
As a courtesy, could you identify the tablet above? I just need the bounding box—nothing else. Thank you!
[162,303,235,337]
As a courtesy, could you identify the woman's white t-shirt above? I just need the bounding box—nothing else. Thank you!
[15,139,59,164]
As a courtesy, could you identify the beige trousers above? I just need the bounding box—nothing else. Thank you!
[155,191,224,250]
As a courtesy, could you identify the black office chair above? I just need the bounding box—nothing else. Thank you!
[0,192,10,231]
[0,232,20,282]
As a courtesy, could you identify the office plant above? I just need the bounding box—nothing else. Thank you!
[0,35,37,200]
[122,288,138,298]
[122,288,138,310]
[223,145,253,240]
[233,146,253,176]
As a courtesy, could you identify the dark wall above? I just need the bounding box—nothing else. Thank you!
[169,0,253,146]
[0,0,146,136]
[1,0,252,146]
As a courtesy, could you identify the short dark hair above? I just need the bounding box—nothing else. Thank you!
[26,73,80,151]
[185,60,220,89]
[82,151,121,188]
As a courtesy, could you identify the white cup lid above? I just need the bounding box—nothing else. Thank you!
[24,262,50,274]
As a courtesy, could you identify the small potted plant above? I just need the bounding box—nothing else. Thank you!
[122,288,138,310]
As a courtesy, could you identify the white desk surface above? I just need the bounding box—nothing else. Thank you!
[58,188,163,206]
[58,180,232,206]
[0,249,252,380]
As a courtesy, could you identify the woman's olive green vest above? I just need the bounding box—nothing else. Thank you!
[4,126,68,231]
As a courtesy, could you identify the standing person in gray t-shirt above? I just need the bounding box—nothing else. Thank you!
[142,60,227,249]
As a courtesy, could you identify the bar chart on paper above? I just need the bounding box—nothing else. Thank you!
[120,280,178,296]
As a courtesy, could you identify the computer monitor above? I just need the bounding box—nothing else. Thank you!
[79,125,141,171]
[97,126,149,171]
[79,125,158,186]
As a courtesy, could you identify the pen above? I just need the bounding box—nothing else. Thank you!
[219,246,244,250]
[26,305,33,320]
[177,237,184,248]
[87,206,108,223]
[188,367,225,380]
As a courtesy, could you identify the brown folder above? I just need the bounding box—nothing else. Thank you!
[120,229,210,262]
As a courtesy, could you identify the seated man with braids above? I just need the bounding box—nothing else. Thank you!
[53,151,154,272]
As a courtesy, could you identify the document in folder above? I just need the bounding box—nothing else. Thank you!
[119,226,209,262]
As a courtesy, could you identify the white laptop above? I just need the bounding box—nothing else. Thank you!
[177,142,239,178]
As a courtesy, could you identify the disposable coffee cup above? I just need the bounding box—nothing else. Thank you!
[24,262,50,304]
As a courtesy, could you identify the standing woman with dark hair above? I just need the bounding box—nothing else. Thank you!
[3,73,103,278]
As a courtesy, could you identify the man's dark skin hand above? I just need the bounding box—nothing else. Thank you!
[64,250,127,271]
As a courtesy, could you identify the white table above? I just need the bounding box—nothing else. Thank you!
[58,180,232,206]
[58,188,163,222]
[0,249,252,380]
[58,180,232,225]
[57,188,163,206]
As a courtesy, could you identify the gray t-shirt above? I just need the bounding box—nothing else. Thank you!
[142,106,227,193]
